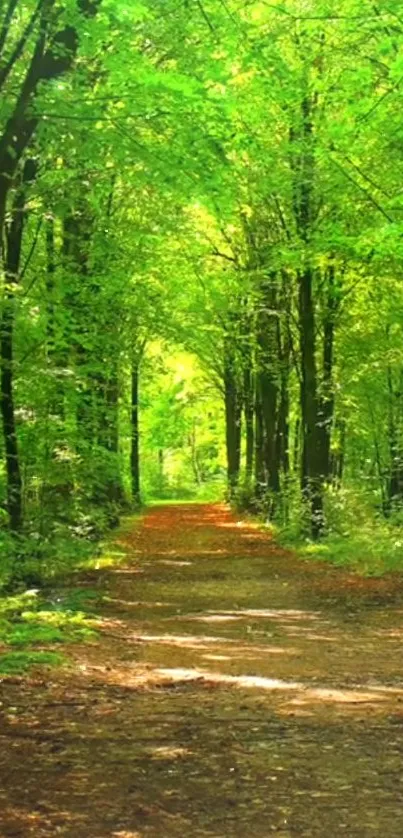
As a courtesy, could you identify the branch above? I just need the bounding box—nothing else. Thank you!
[196,0,215,32]
[19,214,43,282]
[0,0,44,93]
[0,0,18,60]
[211,247,237,264]
[329,155,394,222]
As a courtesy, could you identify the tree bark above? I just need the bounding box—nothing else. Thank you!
[224,340,242,497]
[243,365,254,484]
[291,92,324,537]
[317,264,337,483]
[0,161,35,530]
[131,363,141,505]
[299,266,324,537]
[256,277,280,510]
[254,385,266,499]
[0,0,100,529]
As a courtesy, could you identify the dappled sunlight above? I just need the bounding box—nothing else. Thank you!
[298,633,337,642]
[130,632,238,647]
[0,803,88,835]
[157,560,193,566]
[191,613,243,622]
[149,746,192,759]
[155,666,302,691]
[215,519,249,529]
[152,666,403,713]
[112,832,143,838]
[104,599,176,610]
[4,503,403,837]
[201,653,231,661]
[216,608,324,621]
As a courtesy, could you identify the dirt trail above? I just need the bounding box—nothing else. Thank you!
[2,503,403,837]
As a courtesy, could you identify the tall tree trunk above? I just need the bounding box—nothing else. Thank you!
[386,365,403,510]
[299,266,323,537]
[275,286,291,480]
[332,418,346,489]
[254,385,266,499]
[224,338,242,497]
[276,376,289,477]
[0,292,22,532]
[131,362,141,505]
[243,365,254,484]
[0,160,35,531]
[291,92,324,537]
[45,215,55,347]
[317,264,337,483]
[293,417,301,476]
[256,277,280,511]
[158,449,164,495]
[63,208,95,447]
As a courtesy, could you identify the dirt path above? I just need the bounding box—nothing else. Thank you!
[2,504,403,837]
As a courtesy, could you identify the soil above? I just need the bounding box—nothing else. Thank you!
[1,503,403,837]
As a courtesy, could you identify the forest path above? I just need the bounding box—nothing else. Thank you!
[2,504,403,837]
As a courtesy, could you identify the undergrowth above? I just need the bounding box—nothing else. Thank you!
[0,512,138,675]
[273,485,403,576]
[0,587,102,674]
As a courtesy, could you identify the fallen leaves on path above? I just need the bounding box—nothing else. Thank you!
[1,503,403,837]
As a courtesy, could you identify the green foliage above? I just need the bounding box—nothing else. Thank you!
[276,486,403,576]
[0,652,66,675]
[140,348,226,500]
[0,587,99,676]
[2,0,403,575]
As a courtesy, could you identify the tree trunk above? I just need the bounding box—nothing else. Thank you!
[332,418,346,489]
[275,294,290,479]
[254,382,266,499]
[243,365,254,484]
[292,91,324,537]
[299,266,324,537]
[276,376,289,477]
[256,277,280,511]
[0,301,22,532]
[0,161,35,531]
[293,417,301,476]
[131,363,141,505]
[386,365,403,510]
[224,339,242,497]
[317,264,337,483]
[158,449,164,495]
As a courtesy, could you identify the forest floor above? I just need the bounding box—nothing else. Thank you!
[2,504,403,837]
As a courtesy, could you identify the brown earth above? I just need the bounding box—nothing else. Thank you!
[1,503,403,837]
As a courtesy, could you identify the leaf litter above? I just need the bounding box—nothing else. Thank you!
[1,503,403,836]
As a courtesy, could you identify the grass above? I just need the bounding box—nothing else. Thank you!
[0,650,66,674]
[0,510,143,675]
[0,587,101,676]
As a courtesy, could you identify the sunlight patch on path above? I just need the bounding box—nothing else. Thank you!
[154,667,403,708]
[155,667,301,691]
[214,608,325,621]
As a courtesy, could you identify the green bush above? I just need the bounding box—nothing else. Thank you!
[275,483,403,576]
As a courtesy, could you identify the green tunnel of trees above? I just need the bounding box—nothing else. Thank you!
[1,0,403,579]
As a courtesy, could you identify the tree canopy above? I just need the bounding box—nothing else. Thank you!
[1,0,403,582]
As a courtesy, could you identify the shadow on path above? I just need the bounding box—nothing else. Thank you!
[1,504,403,837]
